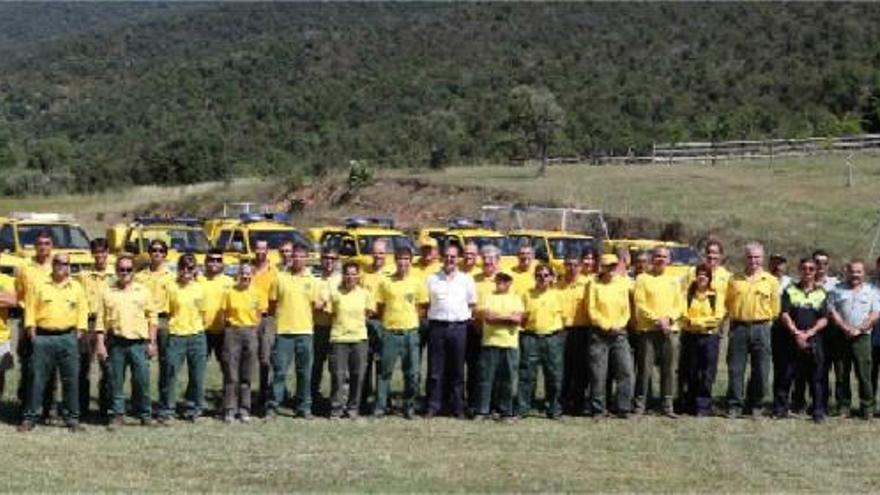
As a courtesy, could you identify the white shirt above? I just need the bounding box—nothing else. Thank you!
[427,269,477,322]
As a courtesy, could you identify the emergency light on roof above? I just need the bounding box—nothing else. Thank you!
[239,212,292,224]
[10,212,76,222]
[344,216,395,229]
[134,216,203,226]
[447,217,496,230]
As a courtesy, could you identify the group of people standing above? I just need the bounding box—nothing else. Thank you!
[2,230,877,432]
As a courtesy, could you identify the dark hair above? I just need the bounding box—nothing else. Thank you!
[292,243,309,254]
[178,253,196,270]
[321,246,339,257]
[442,243,460,257]
[799,257,814,266]
[581,246,597,259]
[89,238,108,252]
[35,230,53,242]
[495,272,513,283]
[812,249,830,259]
[534,262,554,277]
[687,263,715,310]
[208,247,224,257]
[342,261,360,274]
[704,238,724,255]
[394,246,413,258]
[149,239,168,252]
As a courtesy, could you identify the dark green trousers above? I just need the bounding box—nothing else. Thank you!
[517,331,563,417]
[477,346,518,416]
[108,335,151,419]
[634,331,679,412]
[159,332,207,418]
[376,329,420,414]
[269,334,313,415]
[588,329,634,415]
[848,333,874,416]
[25,331,79,424]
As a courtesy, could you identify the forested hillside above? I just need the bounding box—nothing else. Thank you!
[2,2,880,193]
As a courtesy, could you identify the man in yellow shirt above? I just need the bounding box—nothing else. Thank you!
[18,253,89,432]
[375,246,427,418]
[327,262,374,419]
[360,239,392,410]
[632,246,686,417]
[77,237,115,419]
[267,243,321,419]
[413,237,440,361]
[557,252,592,416]
[476,272,523,421]
[460,242,480,276]
[518,263,565,419]
[0,252,17,402]
[134,239,175,403]
[725,241,781,418]
[201,249,234,384]
[587,254,635,418]
[311,247,340,409]
[94,254,157,428]
[251,238,278,413]
[222,264,265,423]
[510,243,536,295]
[15,230,53,418]
[158,254,207,424]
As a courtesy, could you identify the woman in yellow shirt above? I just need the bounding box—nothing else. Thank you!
[326,262,374,419]
[680,263,726,416]
[518,263,565,419]
[222,264,265,423]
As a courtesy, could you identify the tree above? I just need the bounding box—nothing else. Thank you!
[506,85,565,176]
[417,110,466,170]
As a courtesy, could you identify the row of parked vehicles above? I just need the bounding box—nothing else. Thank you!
[0,205,700,277]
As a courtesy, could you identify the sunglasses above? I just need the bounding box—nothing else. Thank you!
[117,267,134,274]
[36,241,52,246]
[207,257,223,263]
[180,266,195,272]
[802,266,817,272]
[150,248,167,254]
[322,256,338,261]
[53,261,70,267]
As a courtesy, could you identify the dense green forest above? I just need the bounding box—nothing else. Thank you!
[2,2,880,193]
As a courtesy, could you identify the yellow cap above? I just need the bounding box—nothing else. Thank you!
[420,237,439,248]
[600,254,619,266]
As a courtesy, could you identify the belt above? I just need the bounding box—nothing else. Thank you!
[429,320,467,326]
[109,335,148,343]
[158,312,170,318]
[522,330,560,337]
[36,327,75,336]
[731,319,770,326]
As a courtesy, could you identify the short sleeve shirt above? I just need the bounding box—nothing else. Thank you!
[426,270,477,322]
[829,283,879,333]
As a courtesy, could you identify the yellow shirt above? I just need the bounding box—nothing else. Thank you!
[633,271,686,332]
[328,286,373,343]
[588,275,632,332]
[15,257,52,303]
[686,265,732,298]
[313,273,341,328]
[0,273,15,343]
[684,290,726,334]
[224,285,265,328]
[481,292,524,348]
[726,271,781,322]
[24,277,89,332]
[556,274,592,328]
[412,260,441,284]
[511,263,535,295]
[523,287,564,334]
[166,281,205,336]
[272,271,320,334]
[77,266,115,316]
[134,266,175,314]
[251,262,278,312]
[95,282,157,340]
[200,274,234,333]
[377,273,428,331]
[360,266,389,298]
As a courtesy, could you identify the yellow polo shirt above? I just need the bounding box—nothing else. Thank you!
[523,287,564,334]
[134,266,175,314]
[684,290,726,334]
[272,271,320,334]
[686,265,732,298]
[411,260,441,284]
[0,273,15,343]
[95,282,157,340]
[328,286,373,343]
[15,257,52,303]
[481,292,524,348]
[166,281,205,336]
[726,271,781,322]
[633,271,686,332]
[251,262,278,311]
[313,273,341,328]
[556,274,591,328]
[200,274,234,333]
[24,277,88,332]
[377,273,428,331]
[588,275,631,332]
[361,266,390,298]
[77,266,115,316]
[474,270,511,309]
[224,285,265,328]
[510,263,535,295]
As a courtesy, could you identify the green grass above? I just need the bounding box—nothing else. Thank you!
[410,155,880,264]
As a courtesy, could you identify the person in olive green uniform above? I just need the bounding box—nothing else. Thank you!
[518,263,565,419]
[134,239,175,406]
[94,254,157,428]
[374,247,427,418]
[557,252,592,416]
[476,272,524,421]
[18,253,89,432]
[158,254,207,424]
[312,247,340,408]
[77,237,115,418]
[326,262,374,419]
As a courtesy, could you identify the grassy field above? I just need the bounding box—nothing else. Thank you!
[411,154,880,265]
